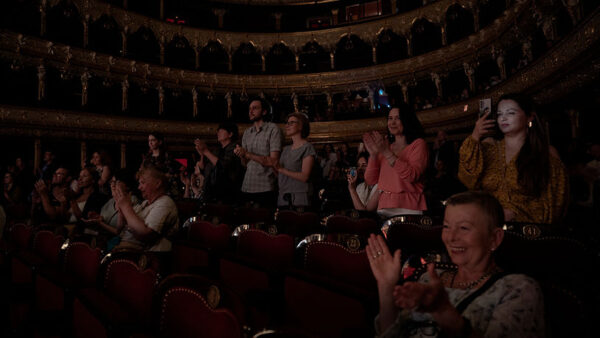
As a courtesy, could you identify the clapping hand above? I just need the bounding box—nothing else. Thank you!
[366,234,402,289]
[363,131,389,156]
[113,184,132,211]
[234,144,247,159]
[393,263,450,313]
[194,138,207,155]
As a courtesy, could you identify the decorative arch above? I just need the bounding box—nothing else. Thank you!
[165,35,195,70]
[266,43,296,74]
[334,34,372,70]
[376,29,408,64]
[199,40,229,73]
[299,41,330,73]
[127,26,160,64]
[232,42,262,74]
[478,0,507,29]
[89,14,122,55]
[445,4,474,44]
[46,0,84,47]
[411,18,442,56]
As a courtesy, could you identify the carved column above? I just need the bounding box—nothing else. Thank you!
[37,64,45,101]
[192,87,198,118]
[40,0,47,36]
[194,41,200,69]
[473,9,480,32]
[213,9,226,29]
[325,92,333,110]
[295,54,300,72]
[399,81,409,104]
[158,84,164,115]
[261,53,266,72]
[441,22,447,46]
[80,142,87,169]
[81,71,90,106]
[120,143,126,169]
[431,72,442,98]
[228,50,233,72]
[34,139,41,174]
[225,91,233,118]
[372,42,377,64]
[406,34,413,57]
[463,62,476,93]
[83,15,89,48]
[159,34,165,65]
[291,92,299,113]
[331,9,339,26]
[159,0,165,21]
[274,12,282,31]
[121,26,128,56]
[121,78,129,111]
[330,51,335,70]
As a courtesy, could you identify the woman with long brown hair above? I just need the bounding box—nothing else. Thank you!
[458,93,568,223]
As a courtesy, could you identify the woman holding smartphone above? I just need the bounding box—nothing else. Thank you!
[458,93,568,223]
[363,103,428,217]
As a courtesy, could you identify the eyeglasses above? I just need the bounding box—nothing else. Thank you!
[407,320,439,336]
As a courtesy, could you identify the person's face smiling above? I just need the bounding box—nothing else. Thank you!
[497,99,531,136]
[387,108,404,136]
[442,203,497,271]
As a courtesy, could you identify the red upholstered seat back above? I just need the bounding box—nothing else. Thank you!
[160,287,241,338]
[64,242,102,286]
[104,259,157,319]
[326,215,378,237]
[188,221,231,250]
[304,241,375,291]
[33,230,64,265]
[8,222,33,249]
[237,229,294,270]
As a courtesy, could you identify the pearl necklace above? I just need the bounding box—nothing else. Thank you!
[451,267,499,290]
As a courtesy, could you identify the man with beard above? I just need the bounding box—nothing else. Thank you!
[234,98,282,208]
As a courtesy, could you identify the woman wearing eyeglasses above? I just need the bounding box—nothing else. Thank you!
[274,113,316,209]
[368,191,544,337]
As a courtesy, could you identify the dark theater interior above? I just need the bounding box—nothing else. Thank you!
[1,0,599,337]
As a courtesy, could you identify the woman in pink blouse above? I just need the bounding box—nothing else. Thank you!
[363,103,428,217]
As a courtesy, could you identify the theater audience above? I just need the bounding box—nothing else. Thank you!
[81,168,140,250]
[347,152,380,211]
[367,191,544,337]
[234,98,283,208]
[363,103,428,217]
[32,166,73,222]
[458,94,568,223]
[62,167,108,224]
[2,171,25,207]
[36,150,57,182]
[194,121,244,204]
[89,150,112,195]
[141,132,181,199]
[113,165,179,252]
[274,113,316,209]
[181,159,205,200]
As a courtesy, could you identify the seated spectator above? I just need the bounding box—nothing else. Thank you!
[193,121,244,204]
[63,167,108,225]
[88,150,112,195]
[347,152,380,211]
[113,166,179,252]
[32,166,73,223]
[368,191,544,337]
[458,94,568,223]
[80,168,140,250]
[180,159,205,200]
[2,171,25,207]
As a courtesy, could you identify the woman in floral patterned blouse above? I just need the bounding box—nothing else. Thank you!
[367,191,544,337]
[458,94,568,224]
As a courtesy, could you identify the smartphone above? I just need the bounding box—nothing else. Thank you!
[349,167,357,178]
[479,98,492,119]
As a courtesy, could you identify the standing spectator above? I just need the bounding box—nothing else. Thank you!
[458,93,568,223]
[89,150,112,195]
[274,113,316,210]
[363,103,429,217]
[36,150,57,182]
[234,98,283,208]
[142,132,181,199]
[194,121,244,204]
